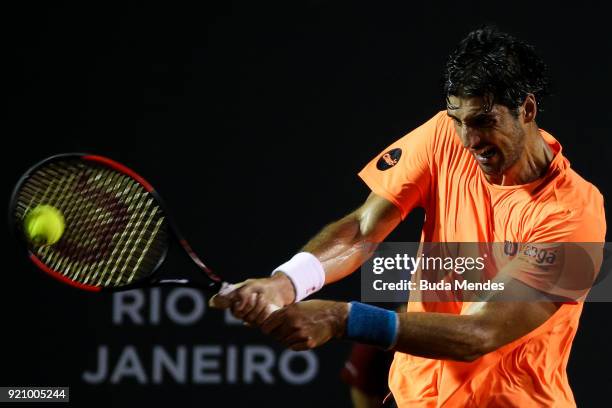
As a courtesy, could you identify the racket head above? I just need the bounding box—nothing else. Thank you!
[9,153,220,292]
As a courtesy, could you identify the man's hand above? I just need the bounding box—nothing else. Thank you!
[209,273,296,325]
[260,300,349,351]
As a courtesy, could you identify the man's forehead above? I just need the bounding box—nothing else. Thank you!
[446,96,500,118]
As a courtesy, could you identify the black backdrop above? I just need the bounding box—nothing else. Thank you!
[4,1,612,407]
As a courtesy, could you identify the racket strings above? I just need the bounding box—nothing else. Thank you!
[99,192,156,286]
[14,159,167,288]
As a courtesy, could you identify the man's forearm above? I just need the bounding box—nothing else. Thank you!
[301,213,378,284]
[300,193,402,285]
[393,312,495,362]
[267,299,498,358]
[332,301,494,361]
[337,298,558,361]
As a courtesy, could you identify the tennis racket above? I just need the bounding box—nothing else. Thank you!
[9,153,241,297]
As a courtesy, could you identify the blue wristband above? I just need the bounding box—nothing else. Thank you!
[345,302,399,349]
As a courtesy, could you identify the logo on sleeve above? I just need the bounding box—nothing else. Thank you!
[504,241,519,256]
[376,148,402,171]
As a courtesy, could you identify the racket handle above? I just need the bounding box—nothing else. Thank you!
[266,303,281,314]
[210,282,282,315]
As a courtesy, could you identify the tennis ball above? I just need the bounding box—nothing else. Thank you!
[24,204,65,246]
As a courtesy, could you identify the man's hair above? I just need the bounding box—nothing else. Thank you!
[444,26,551,114]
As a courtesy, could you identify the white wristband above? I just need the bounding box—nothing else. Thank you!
[271,252,326,302]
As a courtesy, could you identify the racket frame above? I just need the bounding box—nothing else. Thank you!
[9,153,223,293]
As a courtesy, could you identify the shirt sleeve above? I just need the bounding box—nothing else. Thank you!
[503,203,606,301]
[358,112,444,219]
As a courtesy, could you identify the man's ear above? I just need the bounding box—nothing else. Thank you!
[521,93,537,124]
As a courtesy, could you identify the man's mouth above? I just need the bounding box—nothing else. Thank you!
[474,146,497,163]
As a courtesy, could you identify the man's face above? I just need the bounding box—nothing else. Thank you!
[446,95,526,176]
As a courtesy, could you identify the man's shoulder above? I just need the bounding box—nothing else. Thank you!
[529,166,606,241]
[555,167,604,212]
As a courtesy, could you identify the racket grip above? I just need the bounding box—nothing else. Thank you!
[266,303,281,314]
[210,282,282,316]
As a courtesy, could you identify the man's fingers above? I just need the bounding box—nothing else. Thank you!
[231,283,259,314]
[209,282,247,309]
[233,291,251,314]
[265,304,281,314]
[208,279,285,330]
[249,301,282,327]
[243,293,268,324]
[208,292,232,309]
[231,292,257,318]
[282,330,310,346]
[280,330,316,350]
[260,309,285,335]
[256,304,280,325]
[267,315,300,342]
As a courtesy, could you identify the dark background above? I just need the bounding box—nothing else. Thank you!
[3,1,612,407]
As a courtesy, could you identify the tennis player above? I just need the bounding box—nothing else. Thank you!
[212,27,606,407]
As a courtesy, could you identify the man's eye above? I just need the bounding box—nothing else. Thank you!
[473,117,494,128]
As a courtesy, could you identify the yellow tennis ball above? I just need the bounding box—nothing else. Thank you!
[24,205,65,246]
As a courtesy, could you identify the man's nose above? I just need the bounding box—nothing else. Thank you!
[459,126,484,149]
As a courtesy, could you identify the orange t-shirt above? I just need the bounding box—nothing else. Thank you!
[358,111,606,407]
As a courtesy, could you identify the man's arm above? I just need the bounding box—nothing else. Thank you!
[303,191,403,284]
[210,192,409,324]
[393,298,559,361]
[259,278,561,361]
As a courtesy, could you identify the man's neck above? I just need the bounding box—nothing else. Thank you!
[488,125,554,186]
